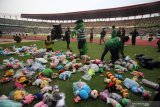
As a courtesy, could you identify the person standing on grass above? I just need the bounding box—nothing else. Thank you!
[101,36,129,64]
[74,19,87,56]
[116,27,121,37]
[130,28,139,45]
[90,28,94,43]
[111,25,117,39]
[0,30,2,38]
[121,28,126,38]
[157,38,160,52]
[65,27,71,49]
[100,28,106,45]
[45,35,54,52]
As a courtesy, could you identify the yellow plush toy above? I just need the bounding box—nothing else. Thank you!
[40,80,49,88]
[13,90,27,101]
[115,84,129,98]
[4,69,14,77]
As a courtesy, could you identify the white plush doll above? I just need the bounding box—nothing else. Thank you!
[90,64,99,72]
[32,79,43,86]
[41,85,52,94]
[55,92,66,107]
[35,58,48,64]
[58,55,66,63]
[81,55,91,60]
[64,62,73,70]
[78,65,90,72]
[72,63,82,73]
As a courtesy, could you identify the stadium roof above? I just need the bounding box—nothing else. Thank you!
[21,1,160,20]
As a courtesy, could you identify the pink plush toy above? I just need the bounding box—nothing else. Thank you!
[41,86,52,94]
[72,63,82,73]
[23,94,34,104]
[91,59,103,64]
[34,101,48,107]
[15,82,24,89]
[130,71,144,78]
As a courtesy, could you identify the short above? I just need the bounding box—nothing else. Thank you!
[78,40,86,49]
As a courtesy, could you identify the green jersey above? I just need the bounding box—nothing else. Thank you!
[111,29,117,39]
[105,37,123,51]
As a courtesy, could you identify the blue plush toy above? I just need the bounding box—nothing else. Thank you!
[73,80,94,103]
[0,99,22,107]
[59,71,72,80]
[123,78,144,94]
[115,74,123,80]
[56,65,64,70]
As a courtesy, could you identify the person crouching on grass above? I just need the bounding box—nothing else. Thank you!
[101,36,129,64]
[45,35,54,52]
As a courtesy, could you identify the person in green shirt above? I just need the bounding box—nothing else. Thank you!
[101,36,129,64]
[111,25,117,39]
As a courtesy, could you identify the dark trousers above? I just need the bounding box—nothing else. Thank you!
[90,36,93,43]
[158,42,160,52]
[100,37,105,45]
[132,37,136,45]
[101,46,119,63]
[78,40,86,55]
[66,40,70,49]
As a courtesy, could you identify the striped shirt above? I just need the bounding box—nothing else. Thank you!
[77,28,86,41]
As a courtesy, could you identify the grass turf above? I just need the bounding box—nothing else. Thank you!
[0,40,160,107]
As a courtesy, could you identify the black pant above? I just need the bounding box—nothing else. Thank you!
[66,40,70,49]
[100,37,105,45]
[90,36,93,43]
[78,40,86,55]
[158,42,160,52]
[101,46,119,63]
[132,37,136,45]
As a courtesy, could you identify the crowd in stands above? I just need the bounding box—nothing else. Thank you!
[0,16,160,35]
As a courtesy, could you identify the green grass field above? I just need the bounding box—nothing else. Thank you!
[0,41,160,107]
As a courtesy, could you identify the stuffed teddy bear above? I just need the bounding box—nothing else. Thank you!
[22,94,34,104]
[142,79,159,90]
[35,58,48,64]
[99,89,110,101]
[106,72,122,85]
[10,89,27,101]
[115,65,127,73]
[0,99,23,107]
[59,71,72,80]
[90,90,98,99]
[72,63,82,73]
[130,71,144,78]
[109,93,122,103]
[104,78,111,83]
[0,77,11,83]
[81,55,91,60]
[40,80,49,88]
[64,62,73,70]
[41,86,52,94]
[115,84,129,98]
[107,97,122,107]
[32,79,43,86]
[4,69,14,77]
[73,80,98,103]
[81,68,95,81]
